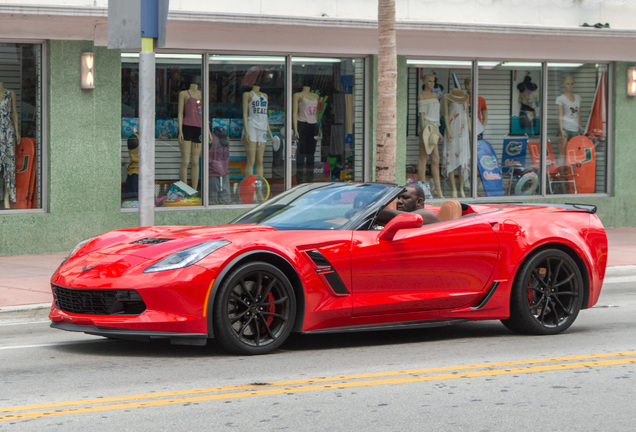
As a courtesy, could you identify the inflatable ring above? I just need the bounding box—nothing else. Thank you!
[515,171,539,195]
[239,175,270,204]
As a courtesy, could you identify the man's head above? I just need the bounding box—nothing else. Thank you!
[396,184,425,212]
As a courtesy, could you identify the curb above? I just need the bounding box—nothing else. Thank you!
[0,303,51,322]
[604,265,636,277]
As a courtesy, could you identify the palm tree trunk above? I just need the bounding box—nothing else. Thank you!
[376,0,397,183]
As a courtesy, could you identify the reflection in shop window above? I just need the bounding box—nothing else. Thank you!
[0,43,42,211]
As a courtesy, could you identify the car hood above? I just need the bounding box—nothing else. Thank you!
[75,224,276,260]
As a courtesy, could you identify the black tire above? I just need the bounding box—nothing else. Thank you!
[213,261,296,355]
[502,249,584,335]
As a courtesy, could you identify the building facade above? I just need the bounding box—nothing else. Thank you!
[1,0,635,255]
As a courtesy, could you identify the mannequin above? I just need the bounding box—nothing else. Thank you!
[178,79,205,191]
[0,82,19,208]
[124,132,139,199]
[416,74,444,198]
[556,76,582,162]
[464,77,488,139]
[517,74,539,135]
[242,85,273,177]
[443,88,471,198]
[209,126,231,204]
[292,86,319,183]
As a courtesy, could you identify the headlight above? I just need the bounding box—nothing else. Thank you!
[62,237,97,265]
[144,240,230,273]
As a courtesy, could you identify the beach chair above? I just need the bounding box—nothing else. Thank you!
[527,140,577,194]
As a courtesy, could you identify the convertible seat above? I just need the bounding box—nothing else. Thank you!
[437,199,462,222]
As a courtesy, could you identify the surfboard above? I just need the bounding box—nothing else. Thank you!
[13,137,35,209]
[477,139,504,196]
[566,135,596,194]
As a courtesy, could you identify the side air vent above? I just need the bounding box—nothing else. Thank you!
[131,238,175,245]
[306,249,331,267]
[306,249,349,295]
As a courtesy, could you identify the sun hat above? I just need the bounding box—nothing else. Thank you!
[445,88,468,103]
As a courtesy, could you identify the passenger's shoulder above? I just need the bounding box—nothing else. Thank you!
[417,208,439,225]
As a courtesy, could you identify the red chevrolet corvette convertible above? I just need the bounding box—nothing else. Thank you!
[50,182,608,355]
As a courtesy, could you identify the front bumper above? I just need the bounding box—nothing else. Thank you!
[50,321,208,346]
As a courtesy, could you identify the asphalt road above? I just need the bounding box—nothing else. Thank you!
[1,277,635,431]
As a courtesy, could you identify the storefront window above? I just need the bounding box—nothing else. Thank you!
[121,54,366,209]
[0,42,42,211]
[121,53,203,208]
[547,63,608,195]
[292,57,365,186]
[407,60,608,199]
[208,55,285,205]
[477,61,544,197]
[407,61,474,199]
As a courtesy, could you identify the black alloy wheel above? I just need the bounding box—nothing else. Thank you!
[502,249,584,335]
[213,261,296,355]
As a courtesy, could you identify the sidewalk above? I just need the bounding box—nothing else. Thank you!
[1,228,636,312]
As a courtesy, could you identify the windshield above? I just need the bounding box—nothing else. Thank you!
[231,183,398,230]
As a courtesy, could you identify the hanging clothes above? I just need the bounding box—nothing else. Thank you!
[443,96,470,179]
[0,89,17,203]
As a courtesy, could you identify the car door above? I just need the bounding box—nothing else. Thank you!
[350,218,499,317]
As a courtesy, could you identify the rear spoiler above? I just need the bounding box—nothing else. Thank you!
[564,203,597,214]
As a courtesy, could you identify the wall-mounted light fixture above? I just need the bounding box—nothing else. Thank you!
[80,52,95,90]
[628,67,636,97]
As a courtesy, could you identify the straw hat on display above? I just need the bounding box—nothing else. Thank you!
[421,124,440,155]
[445,88,468,103]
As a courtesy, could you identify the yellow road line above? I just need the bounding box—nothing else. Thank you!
[2,351,635,422]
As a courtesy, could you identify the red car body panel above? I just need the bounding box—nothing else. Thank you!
[49,183,608,348]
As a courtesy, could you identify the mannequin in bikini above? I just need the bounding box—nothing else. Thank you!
[293,86,319,183]
[556,76,582,163]
[417,74,444,198]
[242,85,273,177]
[0,82,19,208]
[178,80,205,191]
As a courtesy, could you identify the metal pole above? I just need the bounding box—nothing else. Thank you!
[138,37,155,226]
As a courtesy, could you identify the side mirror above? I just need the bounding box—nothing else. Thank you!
[378,213,423,241]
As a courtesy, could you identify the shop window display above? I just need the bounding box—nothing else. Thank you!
[292,58,364,186]
[477,62,544,197]
[120,54,367,209]
[208,56,285,204]
[0,43,42,211]
[547,63,608,195]
[406,60,608,199]
[121,53,203,207]
[407,62,474,199]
